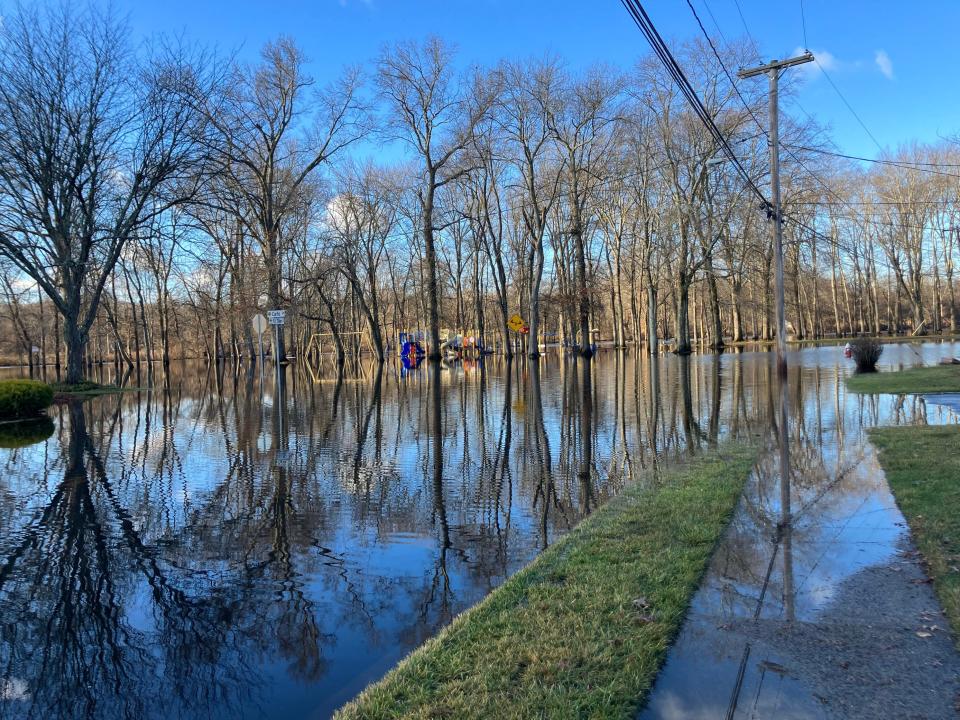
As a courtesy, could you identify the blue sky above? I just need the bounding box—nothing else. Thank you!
[123,0,960,160]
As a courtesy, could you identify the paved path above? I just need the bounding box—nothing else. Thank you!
[640,426,960,718]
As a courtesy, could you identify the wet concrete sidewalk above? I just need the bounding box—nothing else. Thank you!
[640,397,960,719]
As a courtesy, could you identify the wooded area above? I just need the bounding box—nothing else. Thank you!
[2,3,958,380]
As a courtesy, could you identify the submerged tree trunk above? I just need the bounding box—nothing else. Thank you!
[675,278,692,355]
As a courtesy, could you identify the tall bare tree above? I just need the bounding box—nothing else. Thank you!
[376,37,498,361]
[206,38,365,361]
[0,3,217,383]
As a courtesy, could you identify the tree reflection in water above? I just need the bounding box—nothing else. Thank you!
[0,345,950,719]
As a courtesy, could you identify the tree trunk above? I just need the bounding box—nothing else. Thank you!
[705,254,724,350]
[646,275,658,355]
[423,182,442,361]
[528,240,544,358]
[64,317,86,385]
[675,278,692,355]
[573,224,592,358]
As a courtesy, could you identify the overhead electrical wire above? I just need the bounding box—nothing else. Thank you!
[683,0,949,239]
[619,0,949,279]
[813,58,885,153]
[782,143,960,176]
[800,0,809,51]
[619,0,771,216]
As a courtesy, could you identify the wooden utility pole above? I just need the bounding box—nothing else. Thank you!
[739,52,813,375]
[739,53,812,625]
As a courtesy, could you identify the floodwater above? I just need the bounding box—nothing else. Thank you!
[0,342,957,719]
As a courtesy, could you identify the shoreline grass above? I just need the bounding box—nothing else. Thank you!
[847,364,960,394]
[336,444,758,720]
[870,425,960,643]
[726,334,960,348]
[49,381,138,400]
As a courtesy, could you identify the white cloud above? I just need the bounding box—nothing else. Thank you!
[811,49,838,71]
[792,47,887,81]
[791,47,835,79]
[875,50,894,80]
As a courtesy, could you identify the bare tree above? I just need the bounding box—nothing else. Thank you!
[499,59,564,357]
[544,65,623,357]
[0,3,217,383]
[205,38,366,361]
[376,37,498,361]
[325,164,400,361]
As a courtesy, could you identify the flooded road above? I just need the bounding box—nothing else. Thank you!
[0,342,957,719]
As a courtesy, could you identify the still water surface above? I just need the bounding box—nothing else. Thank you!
[0,344,956,719]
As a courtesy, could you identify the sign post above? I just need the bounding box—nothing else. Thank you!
[251,314,268,388]
[508,313,526,354]
[267,310,287,443]
[267,310,286,395]
[267,310,286,363]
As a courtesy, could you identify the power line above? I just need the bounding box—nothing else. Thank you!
[791,199,956,206]
[799,0,809,50]
[681,4,952,240]
[813,57,885,153]
[783,143,960,177]
[620,0,946,283]
[621,0,952,278]
[699,0,731,46]
[619,0,770,212]
[730,0,761,58]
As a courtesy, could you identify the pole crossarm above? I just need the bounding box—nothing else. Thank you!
[737,52,814,79]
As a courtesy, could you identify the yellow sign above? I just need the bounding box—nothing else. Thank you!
[508,314,525,332]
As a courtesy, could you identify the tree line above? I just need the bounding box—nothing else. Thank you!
[1,3,958,382]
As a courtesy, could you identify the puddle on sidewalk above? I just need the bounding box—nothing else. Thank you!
[640,348,960,719]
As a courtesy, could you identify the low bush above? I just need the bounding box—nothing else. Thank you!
[850,337,883,372]
[0,416,55,449]
[0,380,54,419]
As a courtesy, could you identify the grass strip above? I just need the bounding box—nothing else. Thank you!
[49,381,138,400]
[847,364,960,394]
[870,425,960,644]
[336,444,758,720]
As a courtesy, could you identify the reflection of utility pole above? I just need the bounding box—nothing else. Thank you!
[738,52,813,375]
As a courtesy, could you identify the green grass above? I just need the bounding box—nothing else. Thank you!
[336,445,758,720]
[49,381,127,398]
[870,425,960,643]
[726,334,960,348]
[847,364,960,394]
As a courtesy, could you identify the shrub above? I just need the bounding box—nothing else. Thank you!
[0,379,54,419]
[0,416,55,449]
[850,338,883,373]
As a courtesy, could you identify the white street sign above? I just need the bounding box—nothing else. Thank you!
[267,309,286,326]
[251,314,268,336]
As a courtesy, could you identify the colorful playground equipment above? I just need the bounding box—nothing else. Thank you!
[394,329,494,364]
[398,331,426,369]
[439,329,485,360]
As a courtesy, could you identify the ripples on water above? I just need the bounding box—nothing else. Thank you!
[0,343,957,719]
